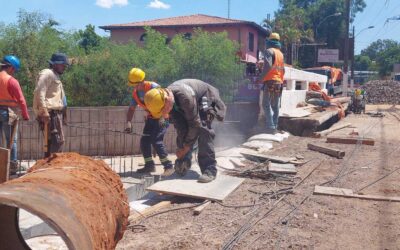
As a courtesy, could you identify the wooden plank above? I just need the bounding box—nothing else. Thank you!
[307,143,345,159]
[146,170,244,201]
[240,150,296,164]
[313,123,352,138]
[268,163,297,174]
[193,200,212,215]
[314,185,354,196]
[128,200,172,222]
[314,186,400,202]
[326,136,375,146]
[0,147,10,184]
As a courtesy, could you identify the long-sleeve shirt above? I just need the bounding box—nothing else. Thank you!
[168,79,226,147]
[33,69,66,117]
[7,77,30,120]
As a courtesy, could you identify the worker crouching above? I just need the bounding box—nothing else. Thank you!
[125,68,174,176]
[144,79,226,183]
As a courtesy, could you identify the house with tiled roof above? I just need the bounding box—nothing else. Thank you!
[99,14,270,64]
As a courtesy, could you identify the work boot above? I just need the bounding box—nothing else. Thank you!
[9,161,26,175]
[162,167,174,177]
[265,128,278,135]
[198,171,216,183]
[136,164,155,174]
[9,161,18,175]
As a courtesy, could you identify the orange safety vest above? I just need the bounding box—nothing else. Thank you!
[132,81,154,109]
[263,48,284,83]
[0,71,18,107]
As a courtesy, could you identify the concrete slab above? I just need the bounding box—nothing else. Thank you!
[216,147,245,157]
[280,108,311,118]
[248,134,285,142]
[242,140,273,151]
[19,209,55,240]
[146,164,244,201]
[25,235,67,250]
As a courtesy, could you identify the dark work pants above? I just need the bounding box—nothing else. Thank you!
[197,125,217,175]
[45,111,64,158]
[172,113,217,175]
[140,118,172,169]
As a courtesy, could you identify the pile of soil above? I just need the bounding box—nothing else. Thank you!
[363,80,400,104]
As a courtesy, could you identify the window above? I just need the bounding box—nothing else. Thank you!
[183,32,192,40]
[139,33,147,42]
[248,32,254,52]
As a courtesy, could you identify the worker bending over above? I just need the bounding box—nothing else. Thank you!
[259,32,285,134]
[144,79,226,183]
[125,68,173,176]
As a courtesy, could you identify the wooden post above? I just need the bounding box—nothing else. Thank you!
[326,136,374,146]
[307,143,345,159]
[128,200,172,223]
[193,200,212,215]
[313,123,352,138]
[0,147,10,183]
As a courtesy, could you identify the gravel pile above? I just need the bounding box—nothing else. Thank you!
[362,80,400,104]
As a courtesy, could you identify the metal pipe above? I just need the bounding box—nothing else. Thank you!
[0,152,129,250]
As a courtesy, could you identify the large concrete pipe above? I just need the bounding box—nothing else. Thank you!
[0,153,129,250]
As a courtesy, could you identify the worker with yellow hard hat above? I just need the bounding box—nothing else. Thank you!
[144,79,226,183]
[259,32,285,134]
[125,67,173,176]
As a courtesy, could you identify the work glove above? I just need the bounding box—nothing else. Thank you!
[176,144,190,159]
[159,117,169,129]
[125,121,132,133]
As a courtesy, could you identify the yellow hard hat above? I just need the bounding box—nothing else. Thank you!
[269,32,280,41]
[128,68,145,86]
[144,88,166,119]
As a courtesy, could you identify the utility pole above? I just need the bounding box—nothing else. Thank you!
[228,0,231,18]
[351,26,355,89]
[343,0,350,95]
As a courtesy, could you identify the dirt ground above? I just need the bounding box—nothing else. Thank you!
[117,104,400,250]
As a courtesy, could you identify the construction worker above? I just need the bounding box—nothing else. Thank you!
[143,79,226,183]
[0,55,30,174]
[33,53,69,157]
[259,32,285,134]
[124,68,174,176]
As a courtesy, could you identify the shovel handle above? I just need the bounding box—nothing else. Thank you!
[43,122,48,154]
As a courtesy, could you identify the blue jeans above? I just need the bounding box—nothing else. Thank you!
[140,118,172,169]
[263,89,281,130]
[0,109,18,162]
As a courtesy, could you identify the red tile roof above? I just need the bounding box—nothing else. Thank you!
[99,14,269,35]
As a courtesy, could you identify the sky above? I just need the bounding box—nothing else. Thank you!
[2,0,400,55]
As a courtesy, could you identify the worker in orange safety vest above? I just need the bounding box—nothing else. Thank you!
[259,32,285,134]
[124,68,173,176]
[0,55,30,175]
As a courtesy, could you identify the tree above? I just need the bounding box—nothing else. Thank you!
[358,39,400,76]
[0,9,78,104]
[354,55,372,71]
[1,10,243,106]
[264,0,366,68]
[78,24,103,54]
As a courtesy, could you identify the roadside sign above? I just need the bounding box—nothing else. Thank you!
[318,49,339,63]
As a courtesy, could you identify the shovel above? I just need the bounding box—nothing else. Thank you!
[43,121,49,158]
